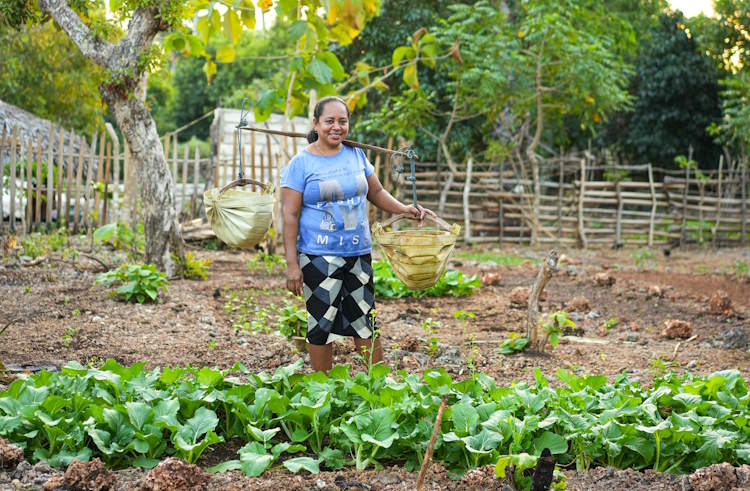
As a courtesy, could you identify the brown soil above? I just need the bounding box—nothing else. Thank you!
[1,242,749,490]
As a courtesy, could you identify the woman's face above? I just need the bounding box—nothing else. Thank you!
[314,101,349,148]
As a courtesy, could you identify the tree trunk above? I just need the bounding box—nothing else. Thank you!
[102,82,184,276]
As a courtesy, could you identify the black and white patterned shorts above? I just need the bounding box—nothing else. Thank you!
[300,253,376,345]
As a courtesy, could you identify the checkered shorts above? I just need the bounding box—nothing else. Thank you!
[300,253,376,345]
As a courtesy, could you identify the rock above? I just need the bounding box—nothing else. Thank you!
[509,287,530,307]
[43,476,65,491]
[626,332,640,342]
[138,458,208,491]
[594,272,615,287]
[568,312,584,322]
[713,327,749,350]
[399,335,420,352]
[687,360,697,370]
[566,296,590,312]
[647,285,664,298]
[708,290,733,316]
[689,463,738,491]
[435,347,462,366]
[0,438,24,469]
[565,266,578,277]
[316,479,327,489]
[559,254,582,265]
[51,459,115,491]
[481,271,502,286]
[601,262,610,270]
[460,465,498,487]
[662,319,692,339]
[585,310,600,320]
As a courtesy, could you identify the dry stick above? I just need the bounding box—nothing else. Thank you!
[46,123,54,227]
[615,180,623,246]
[231,130,238,182]
[172,133,178,191]
[526,250,560,352]
[250,130,256,191]
[416,396,448,491]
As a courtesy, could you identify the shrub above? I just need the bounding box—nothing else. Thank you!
[278,300,307,340]
[180,251,212,280]
[95,263,168,303]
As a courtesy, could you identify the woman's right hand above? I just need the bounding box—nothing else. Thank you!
[285,264,304,296]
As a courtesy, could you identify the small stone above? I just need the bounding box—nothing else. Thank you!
[687,360,697,370]
[566,296,590,312]
[586,310,600,320]
[713,327,749,350]
[509,287,530,307]
[91,315,104,322]
[481,271,502,286]
[0,438,25,469]
[601,263,610,270]
[708,290,733,316]
[662,319,692,339]
[198,315,215,325]
[316,479,327,489]
[626,332,639,342]
[594,272,615,287]
[647,285,663,298]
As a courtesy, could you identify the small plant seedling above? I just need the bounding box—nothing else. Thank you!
[630,247,655,268]
[24,286,31,294]
[542,311,574,349]
[604,318,618,331]
[207,339,217,351]
[499,331,529,355]
[421,317,441,357]
[72,309,81,316]
[277,300,307,341]
[180,251,212,280]
[247,251,286,274]
[95,263,168,303]
[453,309,476,321]
[62,326,80,347]
[732,260,749,281]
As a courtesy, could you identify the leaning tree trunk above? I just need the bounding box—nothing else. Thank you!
[102,84,184,276]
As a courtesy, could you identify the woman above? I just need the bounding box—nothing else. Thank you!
[281,96,435,373]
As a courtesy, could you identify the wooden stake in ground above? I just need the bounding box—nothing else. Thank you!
[527,250,560,352]
[416,396,448,491]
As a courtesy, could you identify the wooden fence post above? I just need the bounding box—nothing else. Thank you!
[615,180,623,246]
[231,130,238,183]
[698,180,705,244]
[105,123,120,222]
[0,126,5,228]
[463,157,473,244]
[741,156,747,246]
[56,127,64,226]
[181,143,189,216]
[94,133,105,224]
[498,161,504,246]
[192,145,200,218]
[46,123,54,227]
[73,135,84,233]
[83,132,97,232]
[557,159,563,239]
[34,132,42,230]
[712,156,723,247]
[102,141,112,225]
[171,133,178,190]
[9,127,17,234]
[647,164,656,246]
[577,158,587,248]
[250,130,256,191]
[680,163,690,247]
[25,137,32,235]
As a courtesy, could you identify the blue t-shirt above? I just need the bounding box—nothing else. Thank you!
[280,145,375,256]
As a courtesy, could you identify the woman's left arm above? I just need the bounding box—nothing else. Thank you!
[366,173,436,221]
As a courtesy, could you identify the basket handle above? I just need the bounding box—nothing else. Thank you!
[219,178,272,195]
[380,212,454,231]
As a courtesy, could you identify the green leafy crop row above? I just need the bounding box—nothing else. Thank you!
[0,361,749,477]
[373,260,480,298]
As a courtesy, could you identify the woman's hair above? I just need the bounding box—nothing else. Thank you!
[306,96,351,143]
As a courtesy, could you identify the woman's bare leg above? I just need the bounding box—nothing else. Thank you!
[307,343,333,373]
[354,336,384,365]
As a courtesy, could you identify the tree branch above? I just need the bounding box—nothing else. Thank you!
[37,0,117,70]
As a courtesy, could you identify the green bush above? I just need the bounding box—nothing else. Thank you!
[95,263,168,303]
[180,251,212,280]
[94,222,144,260]
[278,300,307,340]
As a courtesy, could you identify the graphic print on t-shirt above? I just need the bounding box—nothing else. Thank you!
[318,174,368,233]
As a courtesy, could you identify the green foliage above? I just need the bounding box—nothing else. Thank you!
[179,251,212,280]
[421,318,441,357]
[453,310,476,321]
[19,229,70,259]
[626,13,721,167]
[95,263,168,303]
[5,361,749,475]
[94,222,144,261]
[629,247,655,267]
[542,311,574,349]
[224,290,275,334]
[499,331,529,355]
[604,318,618,331]
[278,300,307,340]
[373,260,480,298]
[247,251,286,274]
[732,260,749,281]
[0,22,105,134]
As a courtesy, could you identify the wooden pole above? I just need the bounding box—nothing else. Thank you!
[383,136,393,194]
[73,135,84,233]
[577,158,587,248]
[46,123,54,227]
[171,133,178,190]
[699,180,705,244]
[231,130,238,183]
[35,131,42,229]
[181,143,189,217]
[250,130,256,191]
[56,127,64,226]
[25,138,33,234]
[0,126,5,229]
[9,127,17,233]
[742,155,747,246]
[65,134,75,230]
[192,145,200,218]
[163,133,170,159]
[463,157,473,243]
[290,122,298,155]
[680,163,690,247]
[527,250,560,351]
[105,123,120,222]
[94,133,105,223]
[557,159,563,240]
[213,133,220,188]
[83,132,97,233]
[615,180,623,247]
[415,397,448,491]
[259,153,264,187]
[121,137,129,224]
[647,163,656,246]
[499,162,504,246]
[712,156,723,247]
[102,141,111,225]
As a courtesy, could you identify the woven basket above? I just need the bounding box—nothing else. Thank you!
[203,178,274,249]
[371,214,461,289]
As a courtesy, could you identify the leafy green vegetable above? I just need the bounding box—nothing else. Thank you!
[95,263,167,303]
[373,260,480,298]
